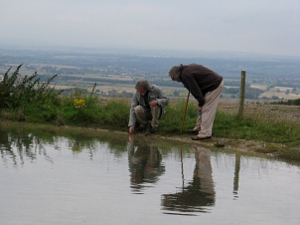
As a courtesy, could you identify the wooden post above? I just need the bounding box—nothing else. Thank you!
[91,82,97,95]
[238,71,246,118]
[180,91,190,134]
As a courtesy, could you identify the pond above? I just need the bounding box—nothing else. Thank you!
[1,123,300,225]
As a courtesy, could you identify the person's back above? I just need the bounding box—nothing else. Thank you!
[181,64,223,98]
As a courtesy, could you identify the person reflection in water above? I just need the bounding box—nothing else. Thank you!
[127,136,165,193]
[161,145,215,215]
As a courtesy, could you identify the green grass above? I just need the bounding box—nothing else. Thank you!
[2,95,299,146]
[159,100,198,133]
[214,111,300,144]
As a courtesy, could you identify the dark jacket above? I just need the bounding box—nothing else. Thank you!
[179,64,223,106]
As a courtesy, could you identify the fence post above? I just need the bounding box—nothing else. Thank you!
[91,82,97,96]
[238,71,246,118]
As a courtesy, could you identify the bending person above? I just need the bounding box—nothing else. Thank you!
[169,64,223,140]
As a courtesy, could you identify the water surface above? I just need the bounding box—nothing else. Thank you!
[1,124,299,225]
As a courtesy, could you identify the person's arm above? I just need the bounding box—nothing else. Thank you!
[128,92,139,131]
[154,86,169,107]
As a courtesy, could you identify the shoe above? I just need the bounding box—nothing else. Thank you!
[187,129,200,133]
[135,125,145,132]
[150,126,158,133]
[191,136,211,141]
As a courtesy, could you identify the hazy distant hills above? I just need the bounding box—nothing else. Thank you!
[1,45,299,78]
[0,46,299,100]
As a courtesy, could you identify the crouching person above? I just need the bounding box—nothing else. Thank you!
[128,80,169,134]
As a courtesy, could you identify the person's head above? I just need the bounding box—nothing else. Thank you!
[168,65,182,82]
[135,80,151,96]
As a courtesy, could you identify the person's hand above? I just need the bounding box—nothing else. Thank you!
[198,106,202,114]
[129,126,134,135]
[128,135,133,142]
[149,100,158,107]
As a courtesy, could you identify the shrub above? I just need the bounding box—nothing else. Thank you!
[0,65,61,111]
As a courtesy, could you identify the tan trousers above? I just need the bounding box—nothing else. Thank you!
[134,105,161,128]
[195,80,223,138]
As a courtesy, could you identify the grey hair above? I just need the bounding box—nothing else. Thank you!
[168,65,181,80]
[135,79,151,91]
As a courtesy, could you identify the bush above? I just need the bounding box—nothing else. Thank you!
[273,98,300,106]
[0,65,61,110]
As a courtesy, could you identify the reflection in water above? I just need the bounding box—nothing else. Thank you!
[161,145,215,215]
[233,152,241,199]
[0,130,53,166]
[0,125,128,167]
[127,137,165,194]
[2,124,300,224]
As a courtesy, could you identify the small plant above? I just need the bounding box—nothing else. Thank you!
[74,99,87,109]
[56,114,65,126]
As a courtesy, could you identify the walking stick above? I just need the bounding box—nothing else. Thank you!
[180,91,190,134]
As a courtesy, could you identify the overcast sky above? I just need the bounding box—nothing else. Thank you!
[0,0,299,56]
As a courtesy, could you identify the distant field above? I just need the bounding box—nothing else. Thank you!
[250,84,268,90]
[49,85,75,90]
[218,99,300,123]
[50,81,300,101]
[88,85,188,96]
[50,83,190,98]
[274,86,294,92]
[87,85,135,93]
[1,52,299,101]
[260,92,299,99]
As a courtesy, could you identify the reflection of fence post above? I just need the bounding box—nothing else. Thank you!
[238,71,246,118]
[233,152,241,198]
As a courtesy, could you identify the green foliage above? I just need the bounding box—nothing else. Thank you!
[272,98,300,106]
[214,111,271,140]
[277,148,300,161]
[60,89,102,126]
[0,65,60,111]
[159,100,198,133]
[213,111,300,144]
[98,100,129,127]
